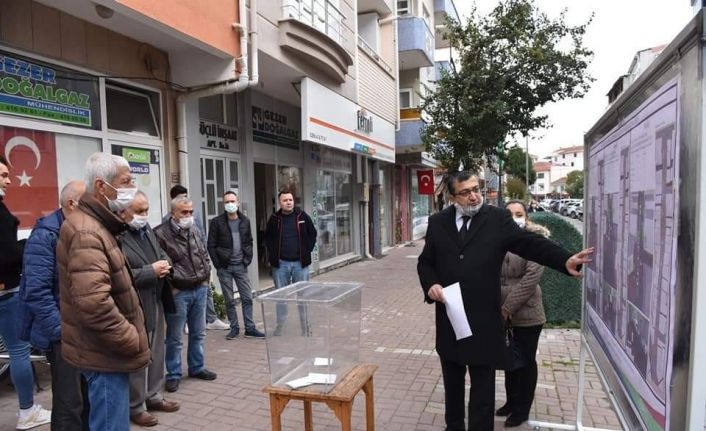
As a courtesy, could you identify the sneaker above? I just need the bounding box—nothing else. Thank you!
[189,369,217,380]
[206,319,230,330]
[226,328,240,340]
[244,328,266,339]
[16,404,51,430]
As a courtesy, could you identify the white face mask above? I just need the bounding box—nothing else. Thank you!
[224,202,238,214]
[454,195,484,217]
[105,182,137,213]
[0,188,5,197]
[129,214,149,230]
[513,217,526,229]
[178,216,194,230]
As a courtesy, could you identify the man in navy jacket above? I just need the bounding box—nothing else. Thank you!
[19,180,87,430]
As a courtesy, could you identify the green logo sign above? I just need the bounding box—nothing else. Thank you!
[122,148,151,164]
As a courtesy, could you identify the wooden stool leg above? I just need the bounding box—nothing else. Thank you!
[304,400,314,431]
[362,377,375,431]
[325,400,353,431]
[269,394,289,431]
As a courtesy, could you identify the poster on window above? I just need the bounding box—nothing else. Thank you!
[0,51,101,129]
[0,126,58,229]
[584,79,679,430]
[111,144,163,227]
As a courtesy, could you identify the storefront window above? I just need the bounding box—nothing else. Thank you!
[379,167,392,247]
[0,126,100,229]
[106,85,160,137]
[313,146,353,261]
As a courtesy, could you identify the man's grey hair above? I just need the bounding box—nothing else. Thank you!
[171,196,191,212]
[134,190,148,201]
[59,180,85,208]
[85,152,130,192]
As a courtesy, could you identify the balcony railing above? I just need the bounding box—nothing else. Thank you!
[282,0,347,46]
[357,36,393,75]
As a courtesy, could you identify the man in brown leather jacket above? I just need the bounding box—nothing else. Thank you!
[154,196,217,393]
[57,152,149,431]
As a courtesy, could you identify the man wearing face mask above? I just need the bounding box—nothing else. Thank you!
[119,191,180,427]
[207,191,265,340]
[417,171,594,431]
[57,152,150,431]
[154,196,217,393]
[18,180,87,430]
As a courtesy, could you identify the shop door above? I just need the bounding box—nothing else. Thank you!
[110,142,164,227]
[200,154,239,233]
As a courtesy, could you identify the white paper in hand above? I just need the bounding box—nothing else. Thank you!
[443,282,472,340]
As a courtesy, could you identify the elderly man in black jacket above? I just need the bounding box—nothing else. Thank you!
[120,191,180,427]
[154,196,217,394]
[417,171,593,431]
[207,191,265,340]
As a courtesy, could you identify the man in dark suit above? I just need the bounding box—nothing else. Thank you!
[120,191,180,427]
[417,171,593,431]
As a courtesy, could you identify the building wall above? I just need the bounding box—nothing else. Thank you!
[117,0,238,56]
[358,48,397,123]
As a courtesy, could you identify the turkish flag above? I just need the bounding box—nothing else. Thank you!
[0,127,58,229]
[417,170,435,195]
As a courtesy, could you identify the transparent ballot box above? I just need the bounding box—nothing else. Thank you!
[258,281,363,393]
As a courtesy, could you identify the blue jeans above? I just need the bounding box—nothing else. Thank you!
[272,260,310,331]
[0,293,35,409]
[165,285,207,380]
[82,371,129,431]
[216,264,255,331]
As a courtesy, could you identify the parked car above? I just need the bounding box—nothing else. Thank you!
[568,203,583,219]
[560,199,582,216]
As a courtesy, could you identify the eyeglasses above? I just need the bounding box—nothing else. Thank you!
[454,187,480,197]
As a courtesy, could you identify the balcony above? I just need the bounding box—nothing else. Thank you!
[279,0,354,83]
[434,0,460,49]
[396,118,425,153]
[358,0,393,15]
[397,16,434,70]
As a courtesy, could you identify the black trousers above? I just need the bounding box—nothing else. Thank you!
[440,359,495,431]
[47,342,89,431]
[503,325,543,417]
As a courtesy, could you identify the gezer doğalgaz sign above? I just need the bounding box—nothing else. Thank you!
[0,51,100,129]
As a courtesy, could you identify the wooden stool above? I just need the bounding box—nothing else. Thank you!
[263,363,378,431]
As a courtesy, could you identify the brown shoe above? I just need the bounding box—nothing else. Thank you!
[146,399,181,413]
[130,411,159,427]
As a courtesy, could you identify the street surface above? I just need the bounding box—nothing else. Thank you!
[0,238,619,431]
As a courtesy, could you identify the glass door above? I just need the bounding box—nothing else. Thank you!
[200,154,239,233]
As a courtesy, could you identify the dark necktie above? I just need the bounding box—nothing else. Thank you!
[459,215,471,241]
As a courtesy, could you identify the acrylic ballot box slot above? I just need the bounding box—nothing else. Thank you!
[257,281,362,393]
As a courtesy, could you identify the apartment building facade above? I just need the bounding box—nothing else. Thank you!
[0,0,399,286]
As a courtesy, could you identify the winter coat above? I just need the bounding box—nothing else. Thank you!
[0,198,23,291]
[18,209,64,350]
[57,193,150,373]
[417,205,572,366]
[264,208,317,268]
[207,211,254,268]
[500,222,549,327]
[154,219,211,290]
[120,226,175,333]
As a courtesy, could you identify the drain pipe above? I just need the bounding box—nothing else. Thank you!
[176,0,259,188]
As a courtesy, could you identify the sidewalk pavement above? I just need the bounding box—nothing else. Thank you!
[0,241,621,430]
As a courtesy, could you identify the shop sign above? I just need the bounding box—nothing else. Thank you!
[199,120,238,151]
[115,145,158,175]
[252,104,300,150]
[301,77,395,163]
[0,51,100,129]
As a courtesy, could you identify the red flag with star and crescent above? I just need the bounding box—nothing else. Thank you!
[0,127,58,229]
[417,169,435,195]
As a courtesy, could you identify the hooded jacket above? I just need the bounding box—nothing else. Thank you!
[500,222,549,327]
